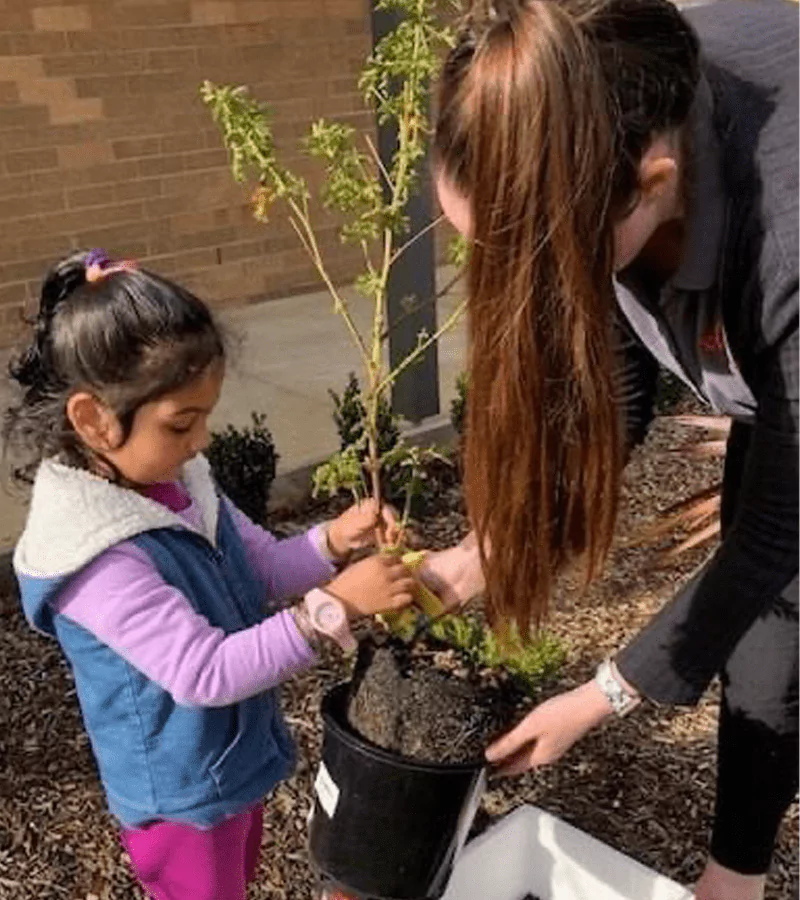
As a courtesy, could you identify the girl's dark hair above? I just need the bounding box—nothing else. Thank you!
[4,249,225,483]
[434,0,700,633]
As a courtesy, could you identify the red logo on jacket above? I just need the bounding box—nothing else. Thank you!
[699,326,725,354]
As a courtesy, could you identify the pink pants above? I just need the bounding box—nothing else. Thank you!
[121,804,264,900]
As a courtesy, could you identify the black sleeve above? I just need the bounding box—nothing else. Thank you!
[616,309,799,705]
[612,307,659,457]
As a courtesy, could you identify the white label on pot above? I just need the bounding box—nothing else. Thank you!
[314,762,340,819]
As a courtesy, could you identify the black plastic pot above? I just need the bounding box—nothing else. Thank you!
[308,683,486,900]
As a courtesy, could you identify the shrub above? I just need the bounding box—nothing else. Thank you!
[206,412,278,524]
[450,371,468,437]
[330,372,400,457]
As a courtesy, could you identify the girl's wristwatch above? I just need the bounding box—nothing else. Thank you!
[595,658,641,717]
[301,588,357,653]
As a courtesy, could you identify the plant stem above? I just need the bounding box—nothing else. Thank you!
[285,197,370,365]
[377,296,467,395]
[363,133,394,199]
[389,213,445,267]
[379,267,464,342]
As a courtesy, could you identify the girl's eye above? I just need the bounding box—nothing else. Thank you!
[167,423,193,435]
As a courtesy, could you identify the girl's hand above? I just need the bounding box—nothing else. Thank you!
[417,531,485,610]
[485,680,613,775]
[326,554,416,618]
[327,499,401,560]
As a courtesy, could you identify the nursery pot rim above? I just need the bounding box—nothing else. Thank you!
[322,682,487,774]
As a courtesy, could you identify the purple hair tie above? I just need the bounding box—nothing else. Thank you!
[85,249,137,283]
[84,248,110,269]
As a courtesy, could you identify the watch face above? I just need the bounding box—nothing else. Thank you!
[312,599,345,632]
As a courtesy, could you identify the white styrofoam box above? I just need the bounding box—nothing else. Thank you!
[442,805,693,900]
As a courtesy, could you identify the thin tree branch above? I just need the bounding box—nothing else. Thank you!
[377,296,468,395]
[286,203,370,365]
[364,133,394,198]
[389,213,445,267]
[379,268,464,342]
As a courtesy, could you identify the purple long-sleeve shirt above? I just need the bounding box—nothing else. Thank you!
[51,481,336,707]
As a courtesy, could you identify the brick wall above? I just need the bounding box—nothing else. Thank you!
[0,0,374,346]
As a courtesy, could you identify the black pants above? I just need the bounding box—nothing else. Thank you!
[710,423,799,874]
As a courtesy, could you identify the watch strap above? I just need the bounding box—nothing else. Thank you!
[595,658,640,717]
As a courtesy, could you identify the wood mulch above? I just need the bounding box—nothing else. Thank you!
[0,415,796,899]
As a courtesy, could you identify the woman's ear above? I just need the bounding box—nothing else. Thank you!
[66,392,123,452]
[639,155,679,203]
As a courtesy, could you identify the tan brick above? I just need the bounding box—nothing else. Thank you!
[191,2,238,26]
[0,282,30,308]
[33,5,91,32]
[168,210,218,234]
[49,97,104,125]
[67,30,125,53]
[145,48,198,72]
[73,222,154,254]
[0,57,44,82]
[145,193,198,220]
[75,74,130,99]
[161,131,208,155]
[324,0,367,16]
[90,3,192,29]
[0,82,19,105]
[127,71,193,95]
[136,155,187,178]
[183,148,228,171]
[10,31,68,56]
[0,189,66,222]
[0,9,33,32]
[146,247,219,274]
[58,142,114,169]
[115,178,164,203]
[44,51,147,78]
[18,234,78,262]
[67,185,111,210]
[0,255,61,284]
[16,76,75,108]
[156,226,238,254]
[5,148,60,175]
[81,160,142,186]
[112,137,161,160]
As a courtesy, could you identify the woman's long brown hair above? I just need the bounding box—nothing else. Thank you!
[435,0,700,634]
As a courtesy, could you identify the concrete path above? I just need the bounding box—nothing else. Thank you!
[0,266,467,551]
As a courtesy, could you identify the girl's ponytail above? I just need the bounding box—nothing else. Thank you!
[10,251,90,393]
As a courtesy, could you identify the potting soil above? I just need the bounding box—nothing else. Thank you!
[347,643,517,764]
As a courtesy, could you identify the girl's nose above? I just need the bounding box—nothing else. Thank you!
[193,421,211,455]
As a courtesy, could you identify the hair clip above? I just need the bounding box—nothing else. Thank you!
[84,248,137,284]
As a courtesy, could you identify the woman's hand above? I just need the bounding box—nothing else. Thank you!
[416,531,485,610]
[326,554,416,618]
[327,499,401,560]
[485,679,614,774]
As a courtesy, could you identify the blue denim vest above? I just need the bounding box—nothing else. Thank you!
[19,500,295,829]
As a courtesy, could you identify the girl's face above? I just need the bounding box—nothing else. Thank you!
[88,362,224,486]
[115,362,224,485]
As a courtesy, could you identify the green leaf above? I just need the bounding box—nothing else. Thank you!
[312,446,366,500]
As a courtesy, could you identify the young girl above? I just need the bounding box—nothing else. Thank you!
[5,249,416,900]
[422,1,797,898]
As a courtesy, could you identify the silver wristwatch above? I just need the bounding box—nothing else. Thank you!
[595,658,641,717]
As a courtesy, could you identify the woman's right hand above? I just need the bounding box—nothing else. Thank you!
[417,531,485,610]
[485,680,614,774]
[326,554,416,618]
